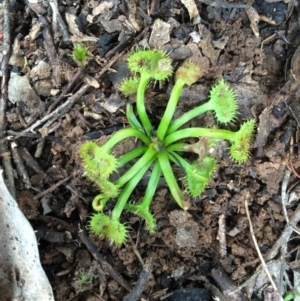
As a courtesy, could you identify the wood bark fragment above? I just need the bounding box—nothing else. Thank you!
[0,169,55,300]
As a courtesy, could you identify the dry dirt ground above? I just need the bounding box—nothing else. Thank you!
[2,0,300,300]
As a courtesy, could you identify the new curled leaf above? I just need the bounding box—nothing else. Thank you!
[92,194,110,212]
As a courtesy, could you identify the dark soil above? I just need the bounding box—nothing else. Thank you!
[3,0,300,300]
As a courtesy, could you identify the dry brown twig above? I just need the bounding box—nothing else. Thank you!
[47,68,84,113]
[35,121,61,157]
[19,146,47,176]
[128,234,144,265]
[96,48,127,79]
[23,46,130,135]
[217,213,227,258]
[229,189,297,298]
[0,0,15,198]
[281,169,291,225]
[33,172,75,200]
[202,266,250,301]
[10,141,31,189]
[236,259,287,298]
[48,0,71,46]
[266,204,300,261]
[39,15,61,87]
[196,0,251,9]
[244,191,284,301]
[23,20,150,137]
[123,258,153,301]
[23,83,90,133]
[34,138,46,158]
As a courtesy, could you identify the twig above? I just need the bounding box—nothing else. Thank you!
[6,130,42,139]
[209,266,250,301]
[96,49,127,80]
[34,172,75,199]
[48,0,71,46]
[16,106,28,127]
[199,276,226,301]
[244,191,284,301]
[278,245,287,296]
[47,68,84,113]
[39,15,61,87]
[6,128,64,144]
[1,0,9,58]
[78,229,131,292]
[281,169,291,225]
[0,0,15,198]
[241,258,260,268]
[217,213,227,258]
[10,142,31,189]
[294,0,300,31]
[264,286,282,301]
[19,147,47,176]
[128,234,144,265]
[35,122,61,157]
[75,109,92,128]
[34,138,45,158]
[0,4,3,64]
[123,258,153,301]
[289,156,300,179]
[237,259,286,297]
[265,204,300,261]
[22,83,90,133]
[196,0,251,9]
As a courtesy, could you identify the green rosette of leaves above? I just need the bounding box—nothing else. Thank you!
[80,49,255,244]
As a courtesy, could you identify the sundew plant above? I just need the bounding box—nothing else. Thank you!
[80,49,255,244]
[72,44,89,66]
